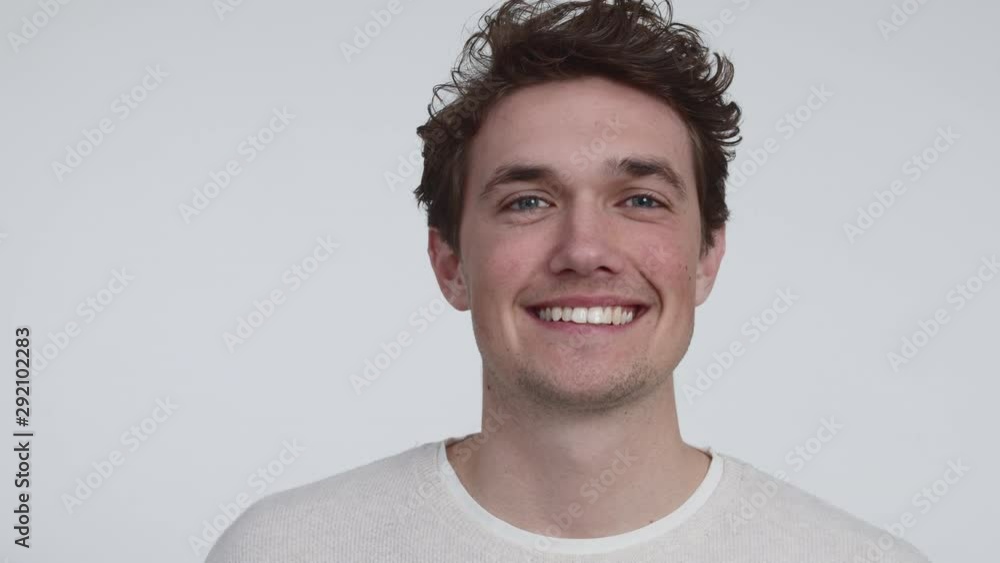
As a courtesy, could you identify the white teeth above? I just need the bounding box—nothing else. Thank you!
[536,305,639,325]
[586,308,604,324]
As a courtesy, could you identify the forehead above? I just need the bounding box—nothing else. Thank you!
[466,76,695,192]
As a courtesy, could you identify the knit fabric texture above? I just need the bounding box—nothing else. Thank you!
[205,437,932,562]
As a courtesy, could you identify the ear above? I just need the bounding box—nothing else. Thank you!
[428,228,470,311]
[694,225,726,307]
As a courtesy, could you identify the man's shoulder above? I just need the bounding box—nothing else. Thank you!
[254,440,436,509]
[204,441,439,563]
[715,452,932,563]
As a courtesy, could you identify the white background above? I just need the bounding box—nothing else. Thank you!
[1,0,997,561]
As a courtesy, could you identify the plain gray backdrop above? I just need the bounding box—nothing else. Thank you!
[2,0,997,561]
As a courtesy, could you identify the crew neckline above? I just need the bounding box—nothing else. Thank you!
[435,435,724,555]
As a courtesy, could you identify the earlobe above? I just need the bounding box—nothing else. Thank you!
[428,228,470,311]
[694,225,726,306]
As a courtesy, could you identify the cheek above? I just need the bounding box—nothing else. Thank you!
[639,239,698,300]
[640,240,688,279]
[466,247,528,345]
[664,264,696,297]
[468,238,531,304]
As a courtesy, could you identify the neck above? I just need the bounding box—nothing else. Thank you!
[445,372,710,539]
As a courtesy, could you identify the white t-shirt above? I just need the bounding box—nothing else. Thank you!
[205,435,932,562]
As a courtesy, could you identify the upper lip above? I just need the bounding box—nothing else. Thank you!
[526,296,647,309]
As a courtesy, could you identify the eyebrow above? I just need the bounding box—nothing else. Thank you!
[479,155,687,202]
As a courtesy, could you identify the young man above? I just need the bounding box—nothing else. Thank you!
[207,1,932,561]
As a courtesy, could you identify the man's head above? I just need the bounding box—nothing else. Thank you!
[416,0,741,412]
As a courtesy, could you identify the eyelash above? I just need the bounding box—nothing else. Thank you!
[504,192,668,213]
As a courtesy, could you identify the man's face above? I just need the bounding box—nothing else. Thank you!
[429,76,725,412]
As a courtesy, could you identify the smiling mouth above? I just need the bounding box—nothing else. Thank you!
[527,305,648,327]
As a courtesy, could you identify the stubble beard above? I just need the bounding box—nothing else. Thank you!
[484,352,667,416]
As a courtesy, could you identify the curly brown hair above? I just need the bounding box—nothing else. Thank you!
[413,0,741,258]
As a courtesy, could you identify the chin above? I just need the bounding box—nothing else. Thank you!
[512,360,658,412]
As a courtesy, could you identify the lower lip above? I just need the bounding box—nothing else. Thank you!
[526,307,647,334]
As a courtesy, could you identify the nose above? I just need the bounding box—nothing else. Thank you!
[547,197,626,277]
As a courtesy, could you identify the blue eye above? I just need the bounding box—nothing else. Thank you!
[504,193,668,213]
[506,195,551,212]
[625,193,666,209]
